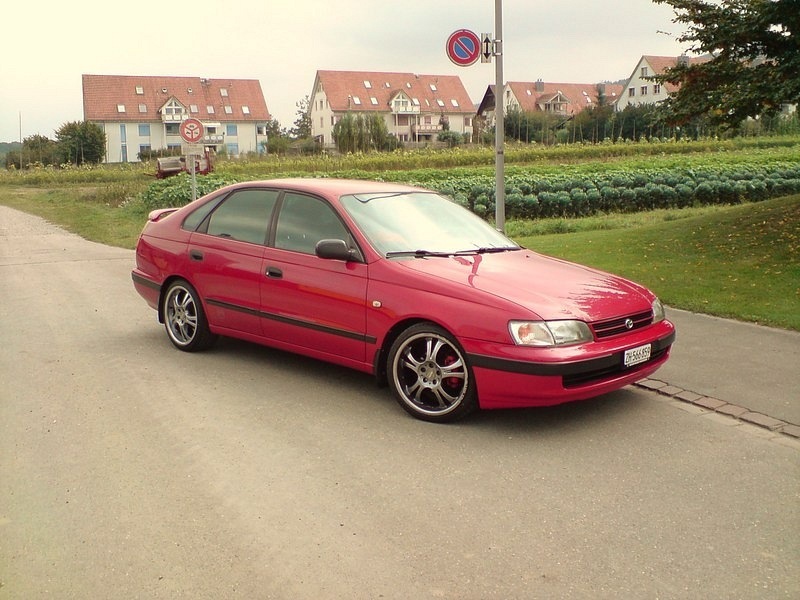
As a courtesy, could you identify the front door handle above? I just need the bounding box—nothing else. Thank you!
[189,249,204,261]
[266,266,283,279]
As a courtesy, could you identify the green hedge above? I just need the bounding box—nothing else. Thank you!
[138,162,800,218]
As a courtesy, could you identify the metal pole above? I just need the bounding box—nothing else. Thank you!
[494,0,505,233]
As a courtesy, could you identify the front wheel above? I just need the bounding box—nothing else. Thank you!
[161,279,217,352]
[387,323,478,422]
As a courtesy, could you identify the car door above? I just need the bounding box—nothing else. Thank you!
[187,188,278,334]
[260,191,370,365]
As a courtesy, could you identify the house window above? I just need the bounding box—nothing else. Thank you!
[628,88,635,97]
[139,144,151,156]
[190,104,199,113]
[641,86,648,95]
[138,104,147,113]
[451,99,459,107]
[220,88,228,97]
[370,97,378,105]
[120,124,127,143]
[465,117,472,126]
[207,105,215,114]
[226,143,239,155]
[226,124,238,136]
[363,80,372,89]
[352,96,361,105]
[641,67,648,77]
[167,143,181,152]
[135,86,144,95]
[436,99,445,107]
[654,84,661,95]
[224,105,233,114]
[429,83,437,92]
[138,124,150,137]
[242,106,250,115]
[117,104,126,113]
[166,123,180,135]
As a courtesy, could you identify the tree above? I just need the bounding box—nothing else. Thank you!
[291,95,312,139]
[332,113,395,153]
[653,0,800,128]
[55,121,106,165]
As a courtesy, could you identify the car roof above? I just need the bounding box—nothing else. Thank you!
[231,178,428,198]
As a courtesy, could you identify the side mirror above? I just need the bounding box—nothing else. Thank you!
[315,239,359,261]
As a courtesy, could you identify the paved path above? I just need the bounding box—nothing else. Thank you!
[639,308,800,434]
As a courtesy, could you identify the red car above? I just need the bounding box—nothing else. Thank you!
[132,179,675,422]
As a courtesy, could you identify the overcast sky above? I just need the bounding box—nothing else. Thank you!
[1,0,689,142]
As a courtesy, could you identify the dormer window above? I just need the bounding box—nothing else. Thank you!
[207,105,215,114]
[451,99,459,107]
[436,99,445,107]
[224,105,233,114]
[352,96,361,105]
[117,104,126,113]
[363,80,372,89]
[138,104,147,113]
[135,86,144,95]
[370,97,378,105]
[220,88,228,97]
[429,83,437,92]
[242,105,251,115]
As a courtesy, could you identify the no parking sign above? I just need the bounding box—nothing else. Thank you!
[446,29,481,67]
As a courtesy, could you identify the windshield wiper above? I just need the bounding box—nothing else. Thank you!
[453,246,520,255]
[385,249,454,258]
[386,246,520,259]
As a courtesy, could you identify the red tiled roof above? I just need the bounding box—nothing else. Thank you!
[314,70,474,114]
[639,55,712,92]
[82,74,270,122]
[507,81,624,115]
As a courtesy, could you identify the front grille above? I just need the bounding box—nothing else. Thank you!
[563,347,669,388]
[592,310,653,339]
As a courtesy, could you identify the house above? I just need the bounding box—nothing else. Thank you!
[309,70,475,147]
[614,55,710,111]
[82,74,271,163]
[477,80,623,125]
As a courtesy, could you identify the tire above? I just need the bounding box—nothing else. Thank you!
[387,323,478,422]
[161,279,217,352]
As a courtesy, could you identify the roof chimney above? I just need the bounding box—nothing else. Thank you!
[535,79,544,93]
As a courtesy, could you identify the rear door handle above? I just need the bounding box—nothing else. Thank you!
[266,266,283,279]
[189,249,204,261]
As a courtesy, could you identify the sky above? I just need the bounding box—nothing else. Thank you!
[0,0,689,143]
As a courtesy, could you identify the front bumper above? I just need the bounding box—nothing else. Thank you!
[466,321,676,409]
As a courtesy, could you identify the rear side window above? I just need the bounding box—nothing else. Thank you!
[275,193,351,254]
[206,189,278,245]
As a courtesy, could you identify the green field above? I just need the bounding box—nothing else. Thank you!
[1,137,798,330]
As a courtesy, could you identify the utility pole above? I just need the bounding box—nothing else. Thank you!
[494,0,505,233]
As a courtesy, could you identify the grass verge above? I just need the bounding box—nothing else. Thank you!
[2,185,797,330]
[517,196,800,330]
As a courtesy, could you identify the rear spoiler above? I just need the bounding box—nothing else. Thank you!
[147,208,180,222]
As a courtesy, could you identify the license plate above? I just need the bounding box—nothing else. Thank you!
[624,343,651,367]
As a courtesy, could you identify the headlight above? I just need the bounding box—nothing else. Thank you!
[509,320,593,347]
[652,298,666,323]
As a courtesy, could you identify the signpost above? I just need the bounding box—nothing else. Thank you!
[446,2,505,232]
[179,118,205,201]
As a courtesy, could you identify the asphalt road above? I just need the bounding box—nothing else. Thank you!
[1,205,798,599]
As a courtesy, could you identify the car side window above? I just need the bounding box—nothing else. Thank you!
[206,189,278,245]
[275,193,351,254]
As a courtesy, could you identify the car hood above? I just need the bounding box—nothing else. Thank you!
[394,249,653,322]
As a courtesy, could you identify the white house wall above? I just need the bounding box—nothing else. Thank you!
[615,57,669,111]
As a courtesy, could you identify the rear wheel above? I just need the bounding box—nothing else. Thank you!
[387,323,477,422]
[161,279,217,352]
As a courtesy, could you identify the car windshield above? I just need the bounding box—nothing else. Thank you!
[340,191,520,257]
